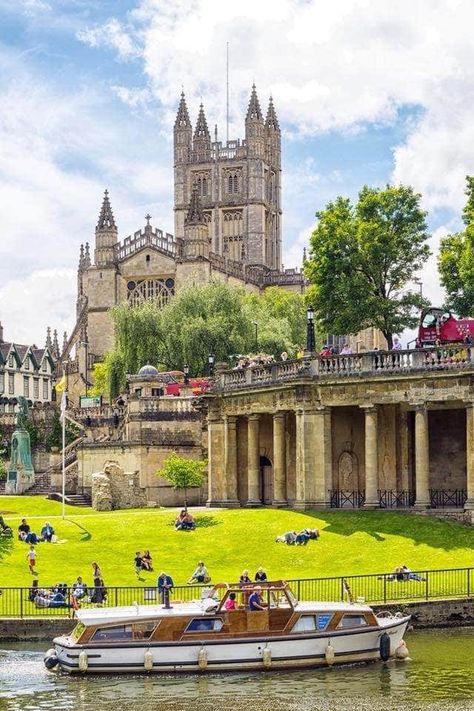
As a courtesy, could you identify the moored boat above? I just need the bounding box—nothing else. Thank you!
[44,581,411,674]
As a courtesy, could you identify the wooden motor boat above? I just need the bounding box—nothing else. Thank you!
[44,581,411,674]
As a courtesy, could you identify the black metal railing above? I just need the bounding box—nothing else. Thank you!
[3,566,472,619]
[429,489,467,508]
[378,490,416,508]
[329,490,366,508]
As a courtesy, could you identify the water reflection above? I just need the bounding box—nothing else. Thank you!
[1,630,474,711]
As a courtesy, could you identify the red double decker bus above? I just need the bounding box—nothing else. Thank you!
[417,308,474,346]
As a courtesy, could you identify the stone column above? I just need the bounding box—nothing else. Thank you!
[225,415,240,506]
[272,412,287,506]
[465,403,474,510]
[206,415,226,507]
[313,406,332,507]
[414,405,430,508]
[362,405,379,508]
[247,414,261,506]
[396,406,410,492]
[294,407,332,509]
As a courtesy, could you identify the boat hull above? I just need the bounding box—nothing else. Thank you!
[53,617,410,674]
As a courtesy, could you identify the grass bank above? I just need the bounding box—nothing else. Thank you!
[1,497,473,588]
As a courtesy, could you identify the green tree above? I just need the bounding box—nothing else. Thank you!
[305,184,430,348]
[156,452,207,510]
[438,176,474,315]
[242,287,307,354]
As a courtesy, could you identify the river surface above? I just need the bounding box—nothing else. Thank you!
[1,629,473,711]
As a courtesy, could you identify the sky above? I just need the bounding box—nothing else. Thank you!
[1,0,474,346]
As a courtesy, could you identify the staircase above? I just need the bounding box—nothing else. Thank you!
[48,491,91,507]
[0,470,51,496]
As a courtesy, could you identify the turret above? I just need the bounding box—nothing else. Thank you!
[183,185,209,260]
[193,103,211,162]
[52,329,60,360]
[45,326,52,349]
[265,96,281,168]
[174,92,192,165]
[245,84,265,158]
[94,190,118,267]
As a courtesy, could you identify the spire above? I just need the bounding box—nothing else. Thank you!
[84,242,91,268]
[174,91,191,129]
[246,84,263,122]
[45,327,52,349]
[185,185,205,225]
[52,329,60,360]
[194,103,210,139]
[78,244,84,269]
[96,189,116,231]
[265,96,280,131]
[62,331,68,355]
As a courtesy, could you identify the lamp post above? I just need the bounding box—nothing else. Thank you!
[183,363,190,385]
[252,321,258,353]
[80,335,89,397]
[414,279,423,297]
[60,360,69,520]
[207,353,215,377]
[306,305,316,353]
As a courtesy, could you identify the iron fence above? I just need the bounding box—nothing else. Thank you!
[429,489,467,509]
[329,490,365,508]
[329,489,466,509]
[1,566,472,619]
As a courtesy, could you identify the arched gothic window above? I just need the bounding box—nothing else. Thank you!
[127,279,175,307]
[227,174,239,194]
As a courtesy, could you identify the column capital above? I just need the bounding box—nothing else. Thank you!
[412,403,427,412]
[273,411,286,420]
[225,414,238,426]
[464,401,474,410]
[247,413,260,422]
[360,404,378,414]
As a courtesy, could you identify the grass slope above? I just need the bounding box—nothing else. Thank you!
[1,497,473,588]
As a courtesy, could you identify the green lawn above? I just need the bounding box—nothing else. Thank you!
[1,497,473,589]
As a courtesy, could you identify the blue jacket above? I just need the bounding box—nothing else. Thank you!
[157,575,174,592]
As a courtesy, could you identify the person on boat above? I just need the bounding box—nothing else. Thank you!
[72,576,88,599]
[134,552,143,577]
[188,561,211,584]
[18,519,30,541]
[254,567,268,582]
[141,550,153,571]
[41,522,55,543]
[248,586,266,611]
[157,572,174,604]
[224,592,237,610]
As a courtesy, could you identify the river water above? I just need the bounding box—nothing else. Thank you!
[1,629,473,711]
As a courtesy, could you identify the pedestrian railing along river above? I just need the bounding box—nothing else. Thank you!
[1,567,473,619]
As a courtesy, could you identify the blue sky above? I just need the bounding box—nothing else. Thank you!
[1,0,474,345]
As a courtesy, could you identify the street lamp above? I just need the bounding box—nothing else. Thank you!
[252,321,258,353]
[80,335,89,397]
[183,363,190,385]
[207,353,215,377]
[414,278,423,297]
[306,305,316,353]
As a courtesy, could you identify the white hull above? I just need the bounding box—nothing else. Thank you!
[53,617,409,674]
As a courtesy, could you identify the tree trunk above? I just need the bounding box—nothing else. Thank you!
[384,332,393,350]
[184,485,188,512]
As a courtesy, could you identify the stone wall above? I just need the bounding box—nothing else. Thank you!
[373,597,474,628]
[92,460,148,510]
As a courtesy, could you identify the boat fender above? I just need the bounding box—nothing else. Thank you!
[44,649,59,670]
[198,647,208,671]
[262,646,272,668]
[325,643,335,666]
[144,649,154,671]
[395,640,409,660]
[380,632,391,662]
[78,650,89,672]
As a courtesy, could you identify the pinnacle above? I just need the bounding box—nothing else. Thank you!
[246,84,263,122]
[185,184,205,225]
[175,91,191,129]
[45,326,52,349]
[96,189,117,231]
[194,103,210,139]
[265,95,280,131]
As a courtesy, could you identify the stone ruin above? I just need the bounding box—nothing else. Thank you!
[91,460,148,511]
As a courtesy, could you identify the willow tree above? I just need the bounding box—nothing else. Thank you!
[305,184,430,349]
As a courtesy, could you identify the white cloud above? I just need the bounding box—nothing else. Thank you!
[77,18,140,59]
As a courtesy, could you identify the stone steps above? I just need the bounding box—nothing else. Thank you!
[48,492,91,507]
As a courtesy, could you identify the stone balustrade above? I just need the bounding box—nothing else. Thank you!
[214,345,474,391]
[136,397,196,415]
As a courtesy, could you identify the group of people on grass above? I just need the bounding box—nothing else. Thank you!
[174,510,196,531]
[134,550,154,576]
[275,528,319,545]
[27,562,108,608]
[19,519,55,545]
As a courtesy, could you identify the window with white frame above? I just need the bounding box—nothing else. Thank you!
[8,373,14,394]
[23,376,29,398]
[33,379,39,400]
[43,379,49,400]
[0,372,4,394]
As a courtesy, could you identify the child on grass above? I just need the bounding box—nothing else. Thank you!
[27,545,37,574]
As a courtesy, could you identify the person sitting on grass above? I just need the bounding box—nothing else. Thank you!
[141,550,153,571]
[41,522,55,543]
[188,561,211,584]
[175,510,187,530]
[255,567,268,582]
[0,516,13,538]
[72,576,88,599]
[181,511,196,531]
[18,519,30,541]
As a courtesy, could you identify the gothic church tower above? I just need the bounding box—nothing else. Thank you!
[173,85,281,269]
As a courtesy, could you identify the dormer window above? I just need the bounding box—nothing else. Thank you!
[24,358,30,370]
[42,360,47,372]
[8,355,13,368]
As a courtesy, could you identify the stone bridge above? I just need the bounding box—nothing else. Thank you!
[204,346,474,512]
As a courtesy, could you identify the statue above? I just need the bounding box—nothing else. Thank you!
[5,396,35,495]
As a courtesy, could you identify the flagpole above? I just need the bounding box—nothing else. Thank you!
[61,361,68,520]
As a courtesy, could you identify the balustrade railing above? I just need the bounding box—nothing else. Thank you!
[378,490,416,508]
[429,489,467,508]
[329,490,366,508]
[2,566,472,618]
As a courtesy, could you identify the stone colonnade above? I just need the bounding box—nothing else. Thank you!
[207,402,474,510]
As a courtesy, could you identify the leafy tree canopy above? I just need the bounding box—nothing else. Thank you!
[104,282,307,397]
[438,176,474,316]
[305,184,430,348]
[156,452,207,510]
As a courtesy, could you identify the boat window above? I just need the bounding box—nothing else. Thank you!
[133,621,157,640]
[70,622,85,642]
[292,614,333,632]
[337,615,368,629]
[92,625,133,641]
[185,618,223,633]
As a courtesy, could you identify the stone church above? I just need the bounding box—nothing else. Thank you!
[66,85,305,395]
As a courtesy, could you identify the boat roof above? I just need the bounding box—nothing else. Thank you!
[75,600,372,627]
